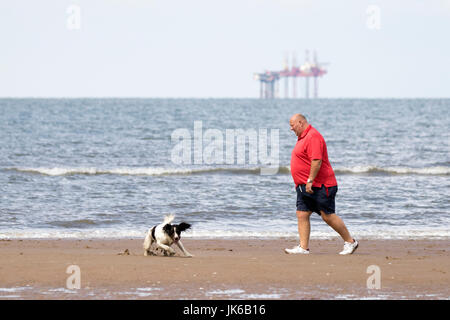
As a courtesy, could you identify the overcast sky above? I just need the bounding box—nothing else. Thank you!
[1,0,449,98]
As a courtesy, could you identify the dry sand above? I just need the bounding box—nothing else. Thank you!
[0,238,448,299]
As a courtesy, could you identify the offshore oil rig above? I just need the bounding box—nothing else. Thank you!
[254,50,328,99]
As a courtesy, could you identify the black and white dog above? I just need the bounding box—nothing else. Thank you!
[143,215,193,257]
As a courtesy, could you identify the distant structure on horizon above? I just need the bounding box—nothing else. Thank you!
[254,50,328,99]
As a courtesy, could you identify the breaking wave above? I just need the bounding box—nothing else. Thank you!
[5,166,290,176]
[5,165,449,176]
[0,227,449,240]
[334,165,450,176]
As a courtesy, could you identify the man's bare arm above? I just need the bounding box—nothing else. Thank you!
[306,159,322,193]
[309,159,322,181]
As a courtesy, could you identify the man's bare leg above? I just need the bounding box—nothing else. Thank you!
[297,210,312,250]
[320,212,354,243]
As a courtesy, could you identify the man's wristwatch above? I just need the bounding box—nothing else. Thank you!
[307,179,313,184]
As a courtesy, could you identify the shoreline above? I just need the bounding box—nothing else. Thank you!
[1,234,449,241]
[0,238,449,300]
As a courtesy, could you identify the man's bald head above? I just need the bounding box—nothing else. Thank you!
[290,113,307,122]
[289,113,309,137]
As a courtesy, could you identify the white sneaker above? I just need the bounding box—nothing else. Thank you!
[339,239,359,255]
[284,245,310,254]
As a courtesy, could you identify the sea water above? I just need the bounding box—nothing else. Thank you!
[0,98,448,239]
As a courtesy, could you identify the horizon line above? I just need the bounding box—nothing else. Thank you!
[1,96,450,100]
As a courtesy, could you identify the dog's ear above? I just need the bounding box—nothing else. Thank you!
[177,222,191,232]
[163,223,173,235]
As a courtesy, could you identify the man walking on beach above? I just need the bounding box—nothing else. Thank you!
[285,114,358,255]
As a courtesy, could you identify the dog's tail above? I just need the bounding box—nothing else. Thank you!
[163,214,175,225]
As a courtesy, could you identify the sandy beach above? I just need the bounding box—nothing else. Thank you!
[0,238,448,300]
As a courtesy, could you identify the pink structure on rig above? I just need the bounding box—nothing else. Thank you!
[254,50,328,99]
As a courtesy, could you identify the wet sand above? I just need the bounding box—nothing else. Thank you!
[0,238,448,299]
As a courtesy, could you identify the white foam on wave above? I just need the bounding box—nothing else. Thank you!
[9,166,195,176]
[335,165,450,175]
[0,287,32,293]
[186,228,450,240]
[0,228,147,240]
[46,288,79,294]
[1,226,449,240]
[6,165,449,176]
[206,289,246,296]
[240,293,282,299]
[205,288,283,299]
[0,286,33,299]
[7,166,270,176]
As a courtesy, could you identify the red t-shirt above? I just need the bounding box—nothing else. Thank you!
[290,125,337,188]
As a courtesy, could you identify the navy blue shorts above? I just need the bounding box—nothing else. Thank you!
[296,184,338,215]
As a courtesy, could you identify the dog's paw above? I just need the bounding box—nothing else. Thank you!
[163,250,175,256]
